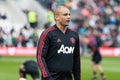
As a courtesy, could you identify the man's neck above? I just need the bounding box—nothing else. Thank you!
[56,24,67,34]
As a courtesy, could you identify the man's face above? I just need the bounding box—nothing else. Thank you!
[55,8,71,27]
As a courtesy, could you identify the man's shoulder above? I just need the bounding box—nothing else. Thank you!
[41,26,56,38]
[67,28,77,34]
[43,26,55,33]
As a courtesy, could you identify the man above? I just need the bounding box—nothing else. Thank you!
[88,40,106,80]
[82,31,106,80]
[37,6,81,80]
[19,60,40,80]
[28,10,38,28]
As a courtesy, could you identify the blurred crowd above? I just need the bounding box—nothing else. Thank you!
[0,9,39,47]
[41,0,120,55]
[1,0,120,50]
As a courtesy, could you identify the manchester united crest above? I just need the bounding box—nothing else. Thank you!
[70,37,75,44]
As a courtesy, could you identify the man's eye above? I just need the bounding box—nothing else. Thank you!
[64,14,67,16]
[64,13,70,16]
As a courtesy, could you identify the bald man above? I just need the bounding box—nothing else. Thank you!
[37,6,81,80]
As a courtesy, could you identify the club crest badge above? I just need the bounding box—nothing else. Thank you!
[70,37,75,44]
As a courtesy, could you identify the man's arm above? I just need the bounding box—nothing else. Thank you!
[36,31,52,79]
[73,34,81,80]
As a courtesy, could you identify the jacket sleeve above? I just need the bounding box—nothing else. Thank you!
[73,34,81,80]
[36,31,51,79]
[88,42,96,52]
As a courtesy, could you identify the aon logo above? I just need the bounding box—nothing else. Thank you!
[58,44,75,54]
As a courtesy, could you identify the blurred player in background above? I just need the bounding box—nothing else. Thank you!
[19,60,40,80]
[82,30,106,80]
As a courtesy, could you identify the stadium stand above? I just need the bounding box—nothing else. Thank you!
[0,0,120,56]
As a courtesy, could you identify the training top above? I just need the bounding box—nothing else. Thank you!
[87,36,102,58]
[37,25,80,80]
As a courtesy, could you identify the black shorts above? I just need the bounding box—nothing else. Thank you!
[92,51,102,64]
[23,60,40,79]
[92,56,102,64]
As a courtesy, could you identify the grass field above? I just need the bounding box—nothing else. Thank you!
[81,56,120,80]
[0,56,120,80]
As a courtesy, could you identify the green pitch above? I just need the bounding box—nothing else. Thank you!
[0,56,37,80]
[81,56,120,80]
[0,56,120,80]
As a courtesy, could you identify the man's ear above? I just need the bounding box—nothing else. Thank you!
[54,15,59,21]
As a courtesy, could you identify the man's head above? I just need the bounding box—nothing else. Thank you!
[54,6,71,27]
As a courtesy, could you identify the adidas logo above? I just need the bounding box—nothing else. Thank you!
[57,38,61,42]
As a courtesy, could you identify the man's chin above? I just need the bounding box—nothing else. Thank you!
[62,23,69,27]
[64,25,69,27]
[65,23,69,26]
